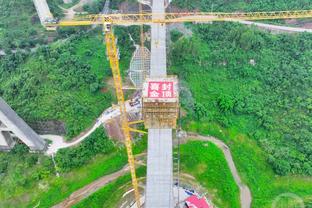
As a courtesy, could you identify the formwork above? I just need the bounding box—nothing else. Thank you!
[129,46,151,88]
[142,76,179,129]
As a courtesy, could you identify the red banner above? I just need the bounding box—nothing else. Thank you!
[147,81,174,98]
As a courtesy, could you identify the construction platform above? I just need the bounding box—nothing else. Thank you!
[142,77,179,129]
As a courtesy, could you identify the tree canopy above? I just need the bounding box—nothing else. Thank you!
[170,22,312,176]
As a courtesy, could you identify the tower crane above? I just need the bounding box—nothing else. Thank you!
[45,8,312,208]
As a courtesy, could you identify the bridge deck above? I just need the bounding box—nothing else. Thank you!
[33,0,53,25]
[145,0,174,207]
[0,98,46,151]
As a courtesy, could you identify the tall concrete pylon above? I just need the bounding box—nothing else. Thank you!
[137,0,171,7]
[0,98,46,151]
[33,0,54,26]
[145,0,174,207]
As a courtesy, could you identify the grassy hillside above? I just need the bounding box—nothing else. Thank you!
[0,127,146,207]
[0,28,135,138]
[170,22,312,206]
[180,141,239,208]
[0,145,54,206]
[73,167,146,208]
[187,121,312,207]
[0,0,48,50]
[70,140,240,208]
[0,31,115,138]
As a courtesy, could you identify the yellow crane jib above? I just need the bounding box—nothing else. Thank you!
[45,9,312,29]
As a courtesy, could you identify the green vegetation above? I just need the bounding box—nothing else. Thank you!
[170,22,312,206]
[58,0,80,9]
[0,31,114,138]
[0,23,138,138]
[27,132,146,208]
[180,141,239,208]
[55,128,115,171]
[47,0,65,18]
[171,22,312,176]
[73,167,146,208]
[0,0,47,50]
[28,151,127,208]
[82,0,137,13]
[0,126,146,207]
[82,0,107,14]
[0,145,54,207]
[71,140,239,208]
[171,0,312,12]
[187,122,312,207]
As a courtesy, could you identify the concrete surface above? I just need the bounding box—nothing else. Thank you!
[0,98,46,151]
[145,0,175,207]
[33,0,53,25]
[150,0,167,77]
[145,129,174,208]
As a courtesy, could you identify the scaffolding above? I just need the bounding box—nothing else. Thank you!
[129,46,151,88]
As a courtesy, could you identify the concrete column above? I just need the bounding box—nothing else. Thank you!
[146,129,174,207]
[150,0,167,77]
[0,131,14,150]
[33,0,54,24]
[145,1,174,207]
[0,98,46,151]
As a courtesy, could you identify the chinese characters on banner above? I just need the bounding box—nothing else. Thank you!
[147,81,174,98]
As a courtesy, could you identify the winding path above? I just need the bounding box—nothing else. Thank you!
[238,20,312,33]
[61,0,94,20]
[186,132,252,208]
[52,164,131,208]
[51,131,251,208]
[43,97,142,155]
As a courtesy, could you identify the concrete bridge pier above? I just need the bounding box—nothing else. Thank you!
[0,126,15,151]
[0,98,46,151]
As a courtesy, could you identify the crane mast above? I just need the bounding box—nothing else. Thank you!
[104,26,141,207]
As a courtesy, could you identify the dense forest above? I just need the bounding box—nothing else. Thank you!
[0,25,137,138]
[0,0,48,50]
[0,32,113,138]
[170,23,312,176]
[55,128,115,171]
[171,0,312,12]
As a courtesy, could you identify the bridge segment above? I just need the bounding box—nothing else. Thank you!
[0,98,46,151]
[145,0,175,207]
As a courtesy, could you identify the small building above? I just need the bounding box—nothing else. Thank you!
[185,195,211,208]
[142,76,179,129]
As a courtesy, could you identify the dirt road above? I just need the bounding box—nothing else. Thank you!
[51,131,251,208]
[62,0,94,19]
[52,164,130,208]
[238,20,312,33]
[43,97,142,155]
[186,132,252,208]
